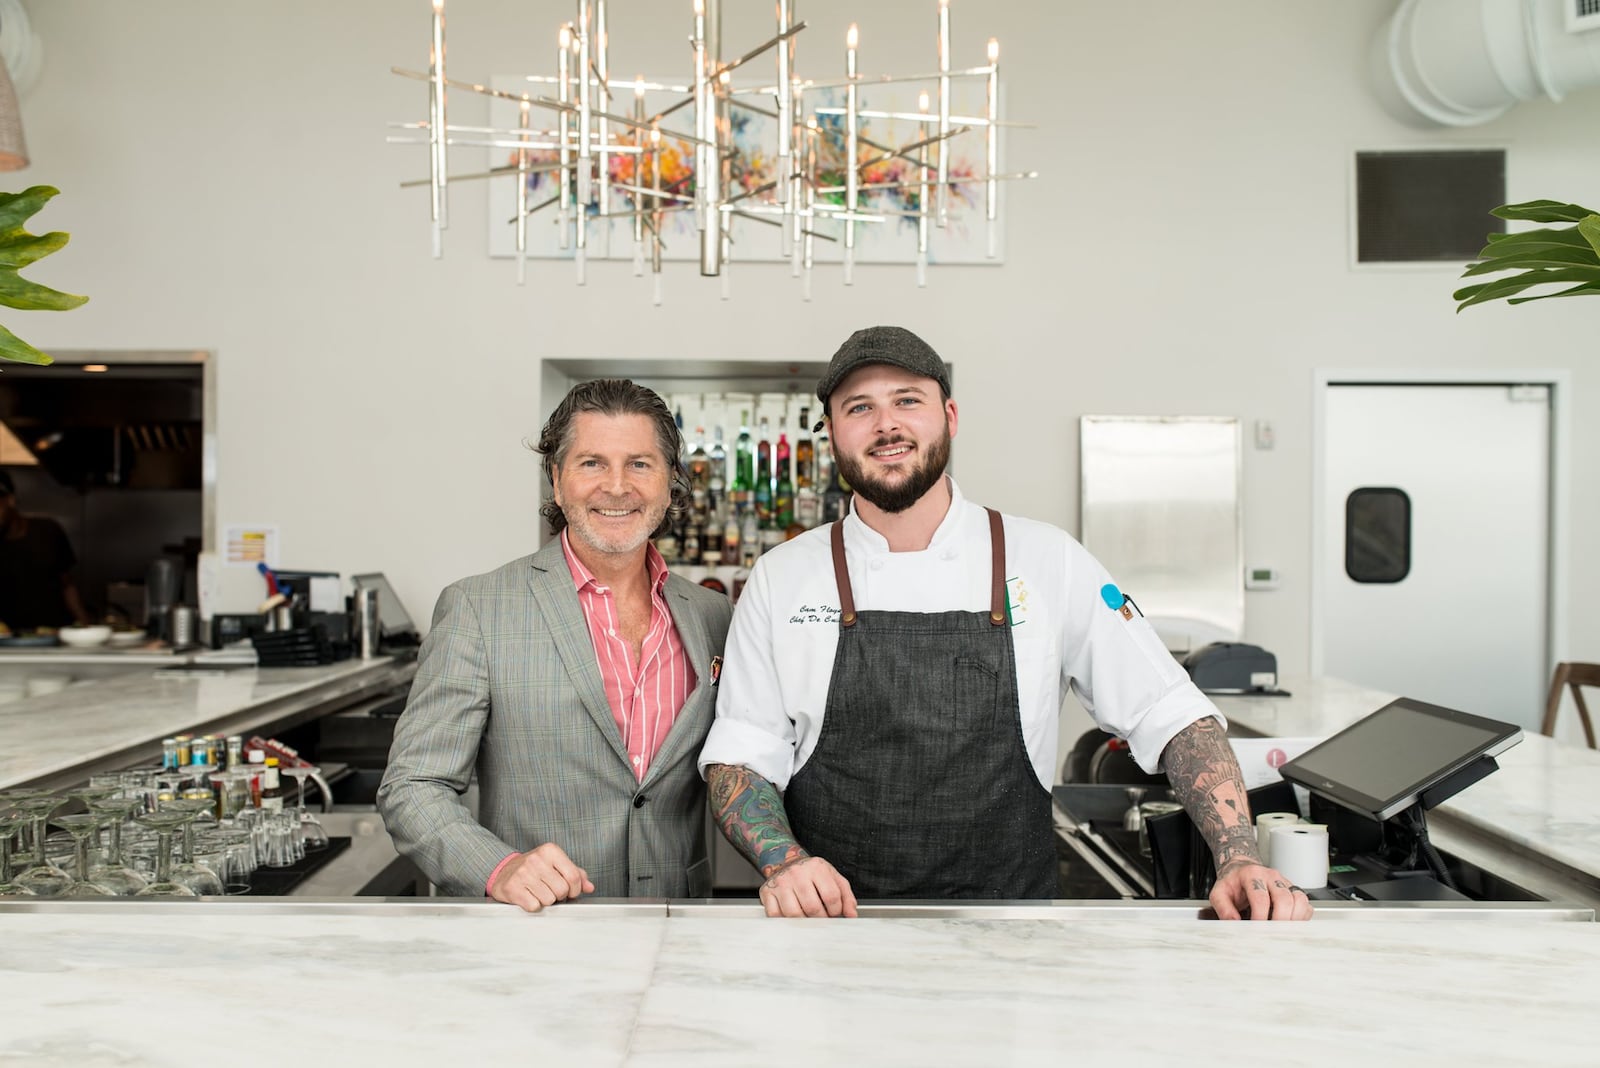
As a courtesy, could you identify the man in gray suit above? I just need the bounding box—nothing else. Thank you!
[379,379,733,910]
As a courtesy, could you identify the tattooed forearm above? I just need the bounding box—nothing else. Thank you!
[706,763,810,878]
[1160,717,1261,873]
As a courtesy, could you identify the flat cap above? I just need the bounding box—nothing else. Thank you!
[815,326,950,410]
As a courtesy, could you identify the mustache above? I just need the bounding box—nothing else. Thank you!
[868,435,913,450]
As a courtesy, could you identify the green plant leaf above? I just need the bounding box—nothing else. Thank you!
[1580,215,1600,259]
[0,229,70,269]
[1508,281,1600,304]
[1480,227,1592,254]
[1460,247,1600,276]
[1491,200,1600,224]
[0,185,61,235]
[0,319,54,365]
[0,269,88,311]
[1453,267,1600,311]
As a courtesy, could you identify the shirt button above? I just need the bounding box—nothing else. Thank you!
[609,628,617,637]
[942,550,957,561]
[869,559,885,571]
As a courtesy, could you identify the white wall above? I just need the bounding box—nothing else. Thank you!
[16,1,1600,683]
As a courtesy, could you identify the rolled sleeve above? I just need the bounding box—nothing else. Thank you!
[697,558,799,790]
[1060,540,1227,774]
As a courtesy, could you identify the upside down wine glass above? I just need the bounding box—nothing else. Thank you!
[281,765,329,851]
[50,814,111,898]
[0,809,36,897]
[12,794,72,896]
[132,809,199,898]
[85,795,149,896]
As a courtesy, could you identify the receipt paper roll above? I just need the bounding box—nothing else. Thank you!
[1269,824,1330,890]
[1254,812,1302,867]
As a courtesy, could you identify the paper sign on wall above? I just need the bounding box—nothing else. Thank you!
[224,525,280,569]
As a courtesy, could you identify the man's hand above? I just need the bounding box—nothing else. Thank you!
[1210,859,1314,921]
[489,843,596,912]
[760,855,858,918]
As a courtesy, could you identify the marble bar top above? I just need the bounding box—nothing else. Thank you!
[0,658,407,792]
[1,901,1597,1065]
[1213,677,1600,890]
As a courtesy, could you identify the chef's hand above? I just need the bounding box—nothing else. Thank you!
[760,855,858,918]
[1210,859,1314,921]
[489,842,596,912]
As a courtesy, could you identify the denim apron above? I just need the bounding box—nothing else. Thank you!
[783,509,1058,899]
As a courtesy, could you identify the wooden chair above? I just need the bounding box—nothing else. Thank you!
[1541,662,1599,749]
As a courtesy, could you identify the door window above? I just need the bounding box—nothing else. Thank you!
[1346,487,1411,583]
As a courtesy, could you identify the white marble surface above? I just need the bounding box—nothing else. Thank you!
[1,904,1597,1066]
[0,659,402,790]
[1216,677,1600,886]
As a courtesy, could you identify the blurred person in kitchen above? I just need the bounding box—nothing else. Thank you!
[0,468,91,632]
[699,327,1313,922]
[379,379,733,911]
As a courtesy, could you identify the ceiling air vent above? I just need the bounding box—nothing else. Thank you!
[1571,0,1600,33]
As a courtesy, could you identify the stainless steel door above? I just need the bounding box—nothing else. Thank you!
[1320,384,1550,729]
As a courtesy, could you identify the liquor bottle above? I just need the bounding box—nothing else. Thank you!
[258,757,288,813]
[822,459,851,524]
[731,551,754,603]
[709,425,728,497]
[740,505,760,559]
[794,485,821,529]
[815,421,834,490]
[756,416,773,497]
[723,505,741,564]
[775,432,794,527]
[675,405,688,463]
[733,410,754,492]
[687,427,711,492]
[795,407,814,489]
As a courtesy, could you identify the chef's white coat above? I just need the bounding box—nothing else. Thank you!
[698,478,1224,791]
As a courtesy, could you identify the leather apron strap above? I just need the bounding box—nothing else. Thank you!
[831,508,1008,628]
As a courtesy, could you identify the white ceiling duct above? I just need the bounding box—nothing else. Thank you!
[1372,0,1600,126]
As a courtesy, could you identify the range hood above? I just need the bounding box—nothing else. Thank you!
[0,364,202,490]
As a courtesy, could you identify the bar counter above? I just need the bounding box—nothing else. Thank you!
[0,898,1596,1065]
[0,656,409,792]
[1214,678,1600,906]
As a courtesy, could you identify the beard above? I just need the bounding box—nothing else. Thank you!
[562,496,669,556]
[835,421,952,514]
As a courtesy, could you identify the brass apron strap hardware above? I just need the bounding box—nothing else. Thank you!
[987,507,1007,626]
[830,520,857,627]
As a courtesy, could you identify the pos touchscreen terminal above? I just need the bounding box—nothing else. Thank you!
[1277,698,1522,895]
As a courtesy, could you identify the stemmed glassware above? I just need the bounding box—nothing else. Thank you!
[0,808,36,897]
[132,809,199,898]
[50,814,111,898]
[163,799,224,896]
[85,796,149,896]
[281,765,329,851]
[10,794,72,896]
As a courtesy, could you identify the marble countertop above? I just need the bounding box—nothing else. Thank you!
[1,902,1596,1065]
[0,658,407,791]
[1214,677,1600,889]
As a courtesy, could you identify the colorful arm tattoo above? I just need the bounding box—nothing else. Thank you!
[706,763,809,878]
[1160,716,1262,875]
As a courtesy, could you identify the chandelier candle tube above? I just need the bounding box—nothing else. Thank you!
[803,117,817,301]
[790,79,806,272]
[936,0,951,228]
[516,98,531,285]
[917,90,931,287]
[576,3,593,210]
[557,25,572,250]
[650,125,664,305]
[596,0,611,258]
[776,0,793,210]
[692,0,707,234]
[428,0,448,257]
[844,23,859,286]
[632,81,646,275]
[699,0,724,275]
[985,37,998,259]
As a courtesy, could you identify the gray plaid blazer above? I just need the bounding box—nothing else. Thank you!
[377,538,733,898]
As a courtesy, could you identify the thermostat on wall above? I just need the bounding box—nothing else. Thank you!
[1245,567,1280,591]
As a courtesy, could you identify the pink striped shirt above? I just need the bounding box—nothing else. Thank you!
[560,529,696,783]
[487,532,697,897]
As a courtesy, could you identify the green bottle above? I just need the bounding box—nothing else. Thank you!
[734,409,754,493]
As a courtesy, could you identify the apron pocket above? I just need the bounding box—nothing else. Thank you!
[951,656,1002,731]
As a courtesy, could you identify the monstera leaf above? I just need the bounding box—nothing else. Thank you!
[1455,200,1600,312]
[0,185,89,365]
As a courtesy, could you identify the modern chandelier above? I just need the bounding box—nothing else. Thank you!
[390,0,1034,301]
